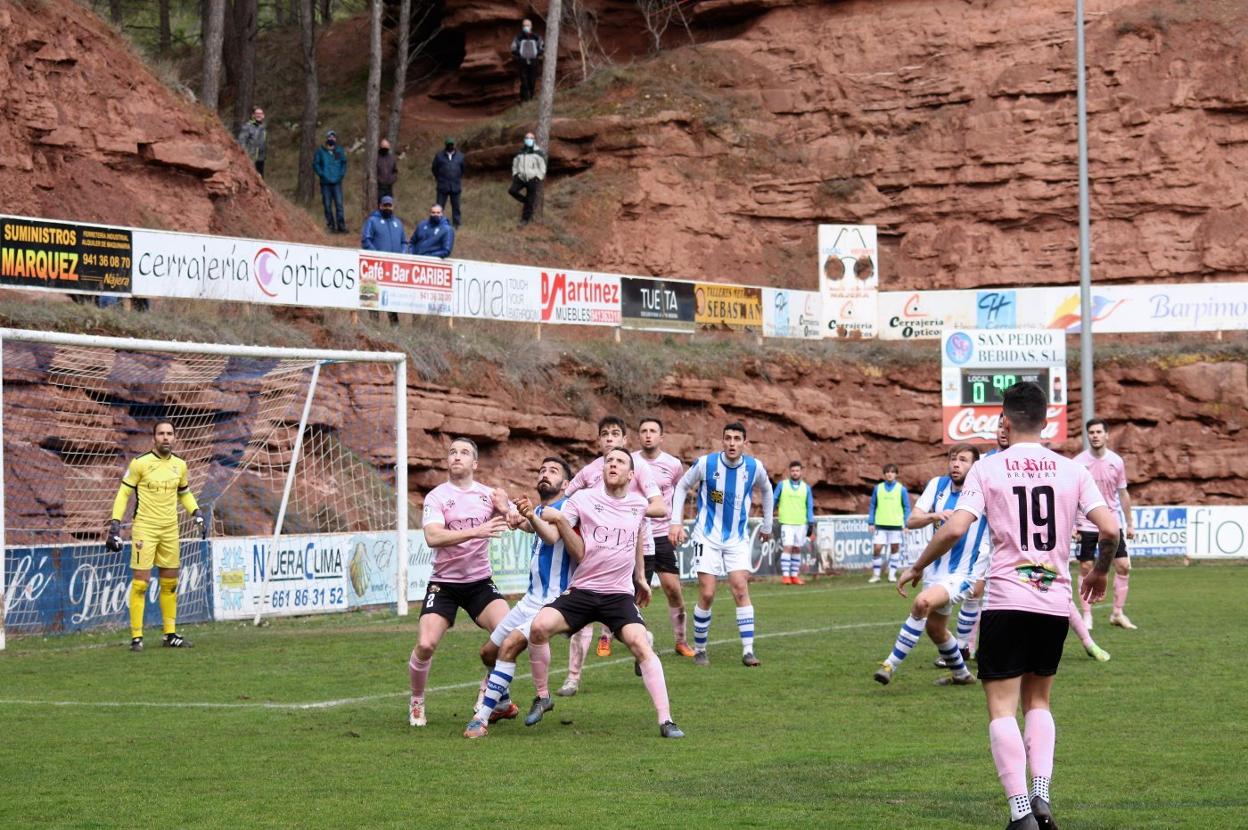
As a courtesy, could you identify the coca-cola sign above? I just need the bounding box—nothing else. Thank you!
[942,405,1067,444]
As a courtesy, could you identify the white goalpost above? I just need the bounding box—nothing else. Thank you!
[0,328,409,650]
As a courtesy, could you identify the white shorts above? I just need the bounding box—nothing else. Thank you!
[780,524,807,548]
[873,529,903,546]
[922,576,976,618]
[691,533,752,577]
[489,593,546,647]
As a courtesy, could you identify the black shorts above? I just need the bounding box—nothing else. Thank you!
[1075,531,1129,562]
[547,588,645,637]
[419,578,504,625]
[976,610,1068,680]
[645,537,681,582]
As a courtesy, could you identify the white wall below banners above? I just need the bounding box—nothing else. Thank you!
[132,229,360,309]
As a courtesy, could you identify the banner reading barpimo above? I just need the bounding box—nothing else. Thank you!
[620,277,696,332]
[818,224,878,338]
[132,229,359,308]
[359,253,453,315]
[1,215,132,295]
[695,283,762,332]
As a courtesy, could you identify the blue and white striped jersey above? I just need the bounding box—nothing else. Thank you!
[915,475,989,584]
[527,498,575,604]
[674,453,774,547]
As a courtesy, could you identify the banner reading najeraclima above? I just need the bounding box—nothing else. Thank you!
[1,215,132,295]
[620,277,696,332]
[695,283,762,332]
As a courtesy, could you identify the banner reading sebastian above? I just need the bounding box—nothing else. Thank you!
[694,283,762,332]
[1,216,132,295]
[620,277,696,332]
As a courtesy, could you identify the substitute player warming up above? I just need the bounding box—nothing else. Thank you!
[774,460,814,585]
[915,382,1119,829]
[868,464,910,583]
[107,420,206,652]
[670,421,773,668]
[528,449,684,738]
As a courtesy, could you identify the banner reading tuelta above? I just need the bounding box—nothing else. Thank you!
[818,224,878,338]
[694,283,762,332]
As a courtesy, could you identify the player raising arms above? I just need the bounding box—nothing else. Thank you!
[867,463,911,583]
[528,448,685,738]
[910,382,1119,829]
[636,416,695,656]
[408,437,512,728]
[1073,418,1137,630]
[465,457,575,738]
[107,420,206,651]
[876,443,987,687]
[774,460,814,585]
[558,415,667,691]
[670,421,773,668]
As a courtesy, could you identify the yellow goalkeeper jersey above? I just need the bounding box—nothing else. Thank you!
[112,451,199,528]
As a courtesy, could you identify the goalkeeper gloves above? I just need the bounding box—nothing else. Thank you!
[192,509,207,539]
[105,519,123,552]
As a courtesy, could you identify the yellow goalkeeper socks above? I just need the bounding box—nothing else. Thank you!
[159,577,178,635]
[129,580,148,639]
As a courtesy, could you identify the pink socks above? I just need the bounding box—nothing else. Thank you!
[1024,708,1056,780]
[1068,605,1094,648]
[408,649,431,699]
[567,626,592,683]
[1113,572,1129,613]
[669,606,687,645]
[529,641,551,698]
[638,655,671,724]
[988,716,1029,799]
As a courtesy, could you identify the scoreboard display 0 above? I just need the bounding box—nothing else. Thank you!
[940,329,1067,444]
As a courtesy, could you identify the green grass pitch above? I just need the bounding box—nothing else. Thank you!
[2,564,1245,829]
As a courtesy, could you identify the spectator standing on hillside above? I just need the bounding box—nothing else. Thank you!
[361,195,405,326]
[510,19,544,102]
[313,129,348,233]
[431,138,465,228]
[237,106,267,177]
[508,132,546,227]
[410,205,455,258]
[377,138,398,201]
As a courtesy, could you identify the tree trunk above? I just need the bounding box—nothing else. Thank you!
[109,0,123,26]
[319,0,332,26]
[386,0,413,148]
[231,0,258,132]
[363,0,383,216]
[158,0,172,54]
[295,0,319,205]
[201,0,227,111]
[535,0,562,219]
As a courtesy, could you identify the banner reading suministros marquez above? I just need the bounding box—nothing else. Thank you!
[1,215,132,295]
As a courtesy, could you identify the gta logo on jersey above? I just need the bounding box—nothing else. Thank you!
[1016,562,1058,592]
[710,490,724,504]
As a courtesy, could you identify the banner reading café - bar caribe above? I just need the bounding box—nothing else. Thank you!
[0,215,132,296]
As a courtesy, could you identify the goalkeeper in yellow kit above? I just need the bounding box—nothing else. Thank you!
[106,420,206,652]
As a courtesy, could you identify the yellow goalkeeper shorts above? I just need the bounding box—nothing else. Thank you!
[130,524,180,571]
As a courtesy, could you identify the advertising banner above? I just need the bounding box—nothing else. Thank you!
[132,230,359,308]
[1130,507,1188,558]
[940,328,1068,443]
[1,215,132,295]
[1186,506,1248,559]
[451,258,540,322]
[818,224,878,338]
[359,253,452,316]
[763,288,822,339]
[4,541,211,634]
[539,269,621,326]
[695,283,762,332]
[620,277,696,332]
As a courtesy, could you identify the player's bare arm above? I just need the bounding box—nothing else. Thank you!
[520,497,562,546]
[543,508,585,561]
[1080,504,1121,603]
[644,494,667,519]
[1119,487,1135,540]
[422,516,507,548]
[898,509,974,596]
[634,525,652,607]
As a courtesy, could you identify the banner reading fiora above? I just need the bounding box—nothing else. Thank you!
[695,283,762,332]
[1,215,132,295]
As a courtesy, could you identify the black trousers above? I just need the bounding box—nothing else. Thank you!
[436,188,462,226]
[508,176,540,221]
[378,183,394,200]
[519,61,537,101]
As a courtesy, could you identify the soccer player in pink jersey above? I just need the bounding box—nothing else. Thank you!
[637,416,695,657]
[910,382,1119,830]
[407,437,513,728]
[558,415,667,692]
[528,448,685,738]
[1073,418,1137,630]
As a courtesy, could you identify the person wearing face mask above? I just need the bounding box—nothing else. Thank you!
[361,195,406,254]
[510,19,544,102]
[508,132,546,226]
[313,129,348,233]
[377,138,398,201]
[237,106,267,177]
[431,137,465,228]
[409,205,456,258]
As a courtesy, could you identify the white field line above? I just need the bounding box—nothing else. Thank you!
[0,620,896,712]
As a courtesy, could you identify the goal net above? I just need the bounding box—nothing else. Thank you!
[0,328,409,649]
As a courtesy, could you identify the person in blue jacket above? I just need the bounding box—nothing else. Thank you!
[313,129,347,233]
[409,205,455,258]
[361,195,406,253]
